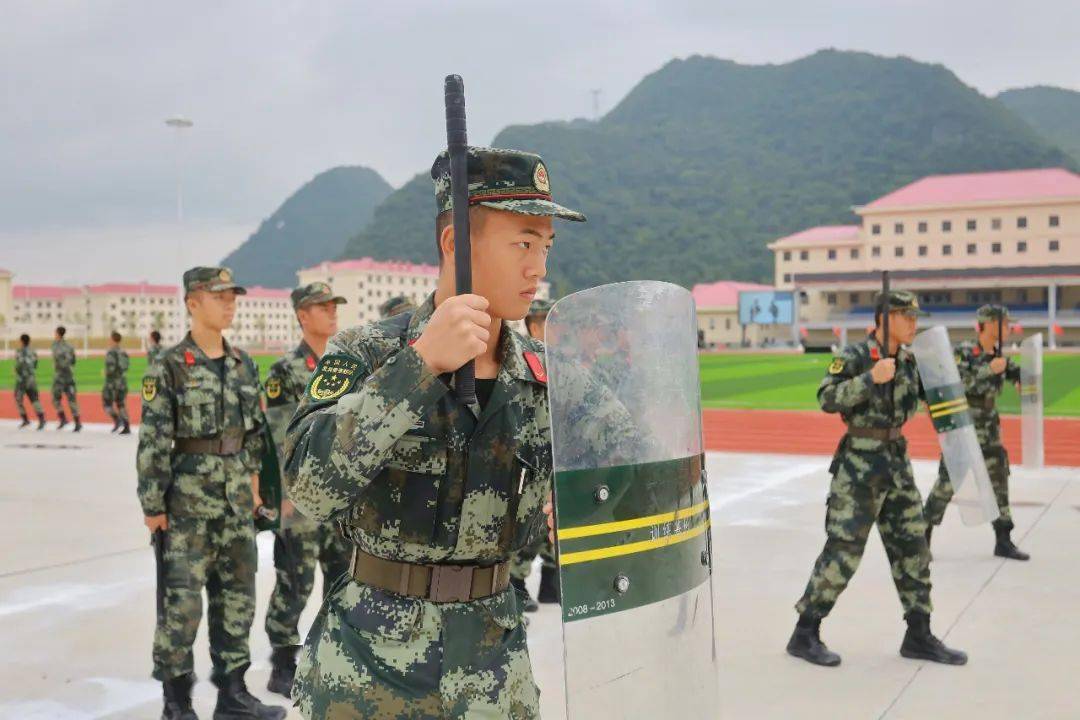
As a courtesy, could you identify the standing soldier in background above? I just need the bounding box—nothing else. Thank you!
[51,325,81,432]
[379,294,416,319]
[147,330,166,365]
[137,266,285,720]
[15,334,46,430]
[923,304,1029,560]
[263,282,352,699]
[510,298,559,611]
[104,331,131,434]
[787,291,967,668]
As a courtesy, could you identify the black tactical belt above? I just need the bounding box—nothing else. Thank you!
[350,547,511,603]
[969,396,996,410]
[846,426,904,441]
[174,430,245,456]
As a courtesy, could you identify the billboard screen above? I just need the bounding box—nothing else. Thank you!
[738,290,795,325]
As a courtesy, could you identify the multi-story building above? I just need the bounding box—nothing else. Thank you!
[84,282,184,345]
[228,286,299,351]
[692,281,784,348]
[10,284,88,346]
[769,168,1080,348]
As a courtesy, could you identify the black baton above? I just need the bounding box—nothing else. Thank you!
[152,528,166,623]
[444,74,477,406]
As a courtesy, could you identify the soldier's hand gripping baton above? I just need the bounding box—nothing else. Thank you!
[444,74,477,407]
[152,528,166,623]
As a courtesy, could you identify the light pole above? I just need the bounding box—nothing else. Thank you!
[165,116,193,344]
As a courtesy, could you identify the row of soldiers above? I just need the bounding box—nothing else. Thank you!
[13,326,167,433]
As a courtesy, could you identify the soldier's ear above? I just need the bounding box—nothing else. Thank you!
[438,223,455,261]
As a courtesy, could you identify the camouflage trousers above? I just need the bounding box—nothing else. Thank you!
[14,380,44,417]
[102,378,129,421]
[294,578,540,719]
[265,523,352,648]
[51,376,79,417]
[510,533,555,581]
[796,442,932,619]
[153,513,256,683]
[924,443,1013,530]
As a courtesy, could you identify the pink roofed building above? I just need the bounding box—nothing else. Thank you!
[767,167,1080,349]
[692,280,790,349]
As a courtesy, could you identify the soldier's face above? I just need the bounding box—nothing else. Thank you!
[468,209,553,321]
[188,290,236,331]
[891,311,918,344]
[298,301,338,338]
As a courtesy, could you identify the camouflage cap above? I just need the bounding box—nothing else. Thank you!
[976,304,1010,322]
[874,289,928,317]
[291,282,347,310]
[431,146,586,222]
[379,295,416,319]
[527,298,554,317]
[183,266,246,295]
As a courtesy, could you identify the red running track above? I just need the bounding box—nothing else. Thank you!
[3,391,1077,467]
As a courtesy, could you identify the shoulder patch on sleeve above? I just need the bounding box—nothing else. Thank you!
[828,357,846,374]
[307,353,362,402]
[265,376,282,400]
[141,376,158,402]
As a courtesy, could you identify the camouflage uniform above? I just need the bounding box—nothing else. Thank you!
[284,147,584,719]
[137,275,266,686]
[147,342,166,366]
[924,310,1022,532]
[51,338,79,418]
[103,345,131,423]
[795,332,932,620]
[14,345,45,419]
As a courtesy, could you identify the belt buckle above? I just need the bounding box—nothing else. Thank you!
[430,565,473,603]
[220,433,243,455]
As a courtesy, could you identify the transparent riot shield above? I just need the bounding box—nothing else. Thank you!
[911,326,999,525]
[1020,333,1044,469]
[547,281,719,719]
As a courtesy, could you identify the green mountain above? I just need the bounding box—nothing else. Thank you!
[998,85,1080,163]
[223,166,392,288]
[343,50,1074,293]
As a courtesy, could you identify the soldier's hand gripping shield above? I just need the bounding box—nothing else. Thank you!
[912,326,1000,525]
[255,422,283,532]
[1020,333,1044,469]
[547,281,719,719]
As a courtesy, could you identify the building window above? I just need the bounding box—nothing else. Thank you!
[725,318,732,330]
[918,245,927,257]
[1017,216,1027,229]
[942,220,952,232]
[872,246,881,257]
[894,222,904,234]
[918,221,928,233]
[1049,214,1060,227]
[991,242,1001,254]
[708,318,715,330]
[783,251,791,261]
[894,246,904,257]
[799,291,809,306]
[783,273,791,283]
[992,218,1002,230]
[799,250,809,261]
[849,293,860,304]
[827,249,837,260]
[1018,289,1028,303]
[871,224,881,235]
[850,248,859,259]
[1017,240,1027,253]
[1049,239,1060,252]
[967,219,977,231]
[967,243,977,255]
[826,293,837,305]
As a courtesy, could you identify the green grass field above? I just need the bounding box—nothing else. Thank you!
[3,352,1079,416]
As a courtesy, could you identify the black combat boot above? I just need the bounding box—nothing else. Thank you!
[510,576,539,613]
[900,612,967,665]
[537,564,560,604]
[72,415,82,432]
[57,411,68,429]
[266,645,299,698]
[212,664,287,720]
[786,613,841,667]
[161,672,199,720]
[120,419,132,435]
[993,522,1030,561]
[110,414,120,432]
[18,413,30,429]
[37,414,46,430]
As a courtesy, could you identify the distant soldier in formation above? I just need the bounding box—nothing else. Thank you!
[137,266,285,720]
[787,291,967,668]
[51,325,81,432]
[262,282,352,699]
[147,329,166,366]
[379,294,416,319]
[923,304,1029,561]
[15,333,46,430]
[510,298,559,611]
[103,331,131,434]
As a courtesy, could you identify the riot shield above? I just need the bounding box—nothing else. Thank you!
[911,326,999,526]
[1020,333,1044,469]
[547,281,719,719]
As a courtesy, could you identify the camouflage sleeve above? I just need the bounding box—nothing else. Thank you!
[965,356,997,393]
[817,350,872,414]
[264,361,296,452]
[120,352,130,373]
[136,362,175,516]
[239,355,265,476]
[284,343,449,522]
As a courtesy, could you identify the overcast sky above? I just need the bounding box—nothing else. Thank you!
[2,0,1077,284]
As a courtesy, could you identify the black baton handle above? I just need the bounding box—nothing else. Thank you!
[444,74,477,406]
